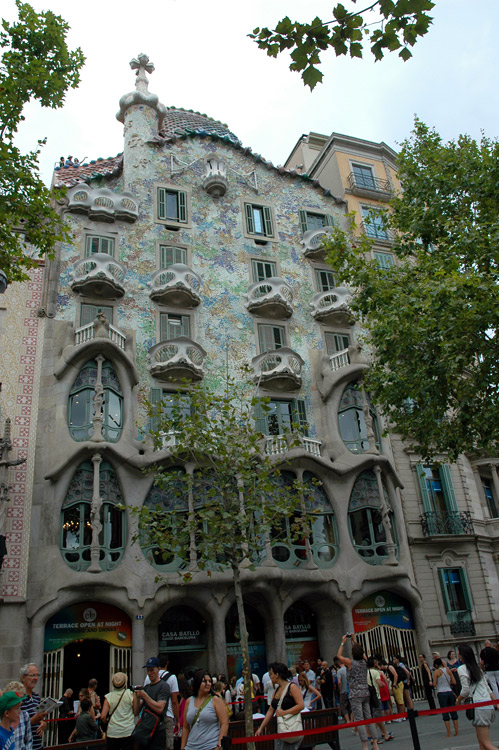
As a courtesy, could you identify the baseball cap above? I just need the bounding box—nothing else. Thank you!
[144,657,161,668]
[0,692,22,714]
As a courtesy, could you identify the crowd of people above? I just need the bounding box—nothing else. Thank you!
[0,640,498,750]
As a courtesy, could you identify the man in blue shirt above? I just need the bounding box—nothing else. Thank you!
[20,663,46,750]
[0,692,23,750]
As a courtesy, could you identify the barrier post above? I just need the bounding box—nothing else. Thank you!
[407,708,421,750]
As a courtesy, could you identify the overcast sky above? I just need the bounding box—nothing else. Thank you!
[5,0,499,184]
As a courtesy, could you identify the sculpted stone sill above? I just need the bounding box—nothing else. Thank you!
[148,336,206,382]
[148,264,202,307]
[251,348,304,391]
[246,278,293,319]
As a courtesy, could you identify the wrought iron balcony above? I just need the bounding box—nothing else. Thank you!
[347,172,392,200]
[148,336,206,382]
[74,318,127,351]
[329,348,350,371]
[448,610,476,636]
[252,348,304,391]
[246,277,293,319]
[70,254,126,298]
[300,226,335,259]
[311,287,352,326]
[420,510,474,536]
[148,264,202,307]
[264,434,321,457]
[361,221,394,244]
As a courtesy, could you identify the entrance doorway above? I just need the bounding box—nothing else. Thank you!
[64,639,110,697]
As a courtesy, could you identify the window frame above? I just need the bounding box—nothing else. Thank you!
[67,359,123,443]
[242,199,276,241]
[250,258,278,283]
[299,210,337,234]
[438,567,473,614]
[79,303,114,327]
[84,234,116,257]
[314,267,336,292]
[481,475,499,518]
[254,398,308,437]
[324,331,350,355]
[157,243,189,268]
[256,322,287,353]
[373,251,395,270]
[360,204,391,241]
[351,162,377,190]
[155,183,192,229]
[159,311,192,341]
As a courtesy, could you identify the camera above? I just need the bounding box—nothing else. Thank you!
[346,633,352,638]
[130,685,143,692]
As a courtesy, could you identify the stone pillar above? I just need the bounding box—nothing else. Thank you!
[132,614,145,683]
[88,453,103,573]
[374,465,397,565]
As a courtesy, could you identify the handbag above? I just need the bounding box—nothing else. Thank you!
[465,677,479,722]
[276,683,303,744]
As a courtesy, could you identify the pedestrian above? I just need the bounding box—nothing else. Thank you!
[456,643,498,750]
[69,699,96,742]
[336,635,381,750]
[446,650,462,696]
[255,663,304,750]
[0,692,23,750]
[297,673,321,710]
[100,672,135,750]
[88,679,101,718]
[58,688,74,744]
[433,657,458,738]
[318,661,335,709]
[480,641,499,700]
[143,654,180,747]
[20,664,46,750]
[418,654,436,710]
[388,658,405,719]
[367,657,394,742]
[3,683,31,750]
[333,657,353,725]
[133,657,171,750]
[180,671,228,750]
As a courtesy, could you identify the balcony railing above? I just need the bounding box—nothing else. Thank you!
[448,610,476,636]
[264,434,321,457]
[74,320,126,350]
[252,348,304,391]
[148,264,202,307]
[246,277,293,318]
[361,221,394,243]
[148,336,206,382]
[420,510,474,536]
[348,172,392,197]
[311,287,352,326]
[70,254,126,298]
[329,348,350,371]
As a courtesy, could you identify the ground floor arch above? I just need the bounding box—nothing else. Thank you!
[225,601,267,677]
[158,604,209,674]
[284,600,320,666]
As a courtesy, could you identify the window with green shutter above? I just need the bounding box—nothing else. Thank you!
[160,313,191,341]
[373,251,395,270]
[438,568,472,612]
[299,210,336,233]
[482,476,499,518]
[244,203,274,238]
[417,464,462,534]
[85,236,115,256]
[159,245,187,268]
[157,187,188,224]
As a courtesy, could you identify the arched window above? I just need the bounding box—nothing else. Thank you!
[348,470,397,565]
[60,460,126,571]
[142,467,188,572]
[68,360,123,442]
[338,382,381,454]
[271,470,337,568]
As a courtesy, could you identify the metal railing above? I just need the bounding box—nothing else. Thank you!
[348,171,391,193]
[448,609,476,636]
[420,510,474,536]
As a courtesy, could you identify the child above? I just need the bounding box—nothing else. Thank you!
[69,698,96,742]
[0,691,23,750]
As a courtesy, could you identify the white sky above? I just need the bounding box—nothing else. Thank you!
[5,0,499,184]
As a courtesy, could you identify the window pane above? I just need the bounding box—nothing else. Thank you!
[444,569,468,611]
[80,305,113,326]
[252,206,264,234]
[166,191,179,220]
[62,506,82,549]
[85,236,115,256]
[306,213,326,231]
[315,269,335,291]
[374,252,394,269]
[482,477,499,517]
[258,324,285,352]
[160,246,187,267]
[325,332,350,354]
[252,260,276,282]
[353,164,376,189]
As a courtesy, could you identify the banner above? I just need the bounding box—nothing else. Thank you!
[352,591,414,632]
[44,603,132,651]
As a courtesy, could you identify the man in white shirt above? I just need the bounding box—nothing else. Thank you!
[302,661,316,684]
[143,654,179,749]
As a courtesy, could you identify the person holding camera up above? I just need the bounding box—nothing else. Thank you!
[337,634,381,750]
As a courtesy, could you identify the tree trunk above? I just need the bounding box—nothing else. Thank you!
[232,561,255,750]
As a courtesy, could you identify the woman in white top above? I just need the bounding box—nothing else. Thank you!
[297,673,321,710]
[100,672,135,750]
[456,643,498,750]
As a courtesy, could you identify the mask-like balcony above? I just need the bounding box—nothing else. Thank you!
[148,264,202,308]
[202,157,228,198]
[70,254,126,299]
[301,226,335,260]
[148,336,206,382]
[264,434,322,457]
[246,277,293,319]
[67,186,138,223]
[311,287,352,326]
[251,348,304,391]
[74,317,127,351]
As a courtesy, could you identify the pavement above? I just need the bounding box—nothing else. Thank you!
[315,701,499,750]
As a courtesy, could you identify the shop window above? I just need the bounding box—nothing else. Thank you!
[299,210,336,233]
[348,470,397,565]
[85,235,115,257]
[251,259,277,282]
[338,382,381,454]
[68,359,123,442]
[60,461,125,572]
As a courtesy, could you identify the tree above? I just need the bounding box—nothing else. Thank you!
[133,381,315,739]
[324,119,499,462]
[0,2,85,283]
[249,0,435,90]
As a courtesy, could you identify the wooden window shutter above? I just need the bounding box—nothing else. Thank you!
[253,401,268,435]
[245,203,255,234]
[299,210,308,234]
[416,464,432,513]
[178,191,187,223]
[263,206,273,237]
[157,188,166,220]
[439,464,459,512]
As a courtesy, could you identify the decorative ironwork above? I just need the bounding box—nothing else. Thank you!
[420,510,474,536]
[361,221,394,243]
[448,610,476,636]
[348,172,391,194]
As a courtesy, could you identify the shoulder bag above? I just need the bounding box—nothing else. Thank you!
[368,671,380,711]
[276,683,303,744]
[132,686,169,749]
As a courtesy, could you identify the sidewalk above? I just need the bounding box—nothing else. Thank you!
[316,700,498,750]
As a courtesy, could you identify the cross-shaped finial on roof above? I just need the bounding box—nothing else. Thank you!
[130,53,155,92]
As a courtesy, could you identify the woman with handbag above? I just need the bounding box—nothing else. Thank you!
[181,671,228,750]
[336,636,380,750]
[100,672,135,750]
[255,663,304,750]
[433,658,458,738]
[456,643,498,750]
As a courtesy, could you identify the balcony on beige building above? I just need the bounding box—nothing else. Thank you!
[246,277,293,319]
[148,336,206,382]
[311,287,352,326]
[252,348,304,391]
[148,264,202,307]
[70,254,126,299]
[347,172,392,202]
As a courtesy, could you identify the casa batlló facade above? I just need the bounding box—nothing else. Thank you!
[0,55,498,704]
